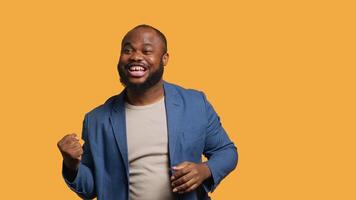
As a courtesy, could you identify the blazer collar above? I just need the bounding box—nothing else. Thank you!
[110,81,184,173]
[112,81,182,112]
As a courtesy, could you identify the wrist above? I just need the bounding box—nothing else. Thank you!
[63,158,80,171]
[62,161,79,182]
[201,162,212,180]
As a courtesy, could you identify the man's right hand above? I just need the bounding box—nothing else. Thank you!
[57,133,83,171]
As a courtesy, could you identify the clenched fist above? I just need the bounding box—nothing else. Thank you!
[57,133,83,171]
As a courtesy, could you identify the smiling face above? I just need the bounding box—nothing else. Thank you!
[118,26,169,92]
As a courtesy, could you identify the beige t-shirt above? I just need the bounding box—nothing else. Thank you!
[125,97,175,200]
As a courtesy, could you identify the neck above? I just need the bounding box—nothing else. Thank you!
[125,80,164,106]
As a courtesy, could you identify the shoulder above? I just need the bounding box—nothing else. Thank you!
[165,81,207,102]
[164,82,210,116]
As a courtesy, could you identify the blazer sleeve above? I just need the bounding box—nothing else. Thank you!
[62,114,97,199]
[201,92,238,192]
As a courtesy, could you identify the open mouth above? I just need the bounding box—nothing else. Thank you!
[126,64,148,77]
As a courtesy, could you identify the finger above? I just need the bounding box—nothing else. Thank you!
[172,161,190,170]
[173,177,196,193]
[181,183,199,193]
[61,141,81,153]
[72,134,80,141]
[71,134,83,146]
[67,141,81,148]
[63,133,77,140]
[69,134,80,142]
[171,164,192,180]
[172,171,194,188]
[61,141,80,151]
[70,133,78,138]
[69,145,82,152]
[58,134,74,146]
[72,148,83,158]
[66,133,79,141]
[62,136,79,146]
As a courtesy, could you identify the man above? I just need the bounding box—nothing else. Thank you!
[57,24,238,200]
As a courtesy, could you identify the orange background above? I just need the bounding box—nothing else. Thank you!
[0,0,355,199]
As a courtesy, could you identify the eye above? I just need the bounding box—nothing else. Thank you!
[122,48,132,54]
[142,49,153,55]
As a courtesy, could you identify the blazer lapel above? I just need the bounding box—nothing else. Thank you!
[109,90,129,177]
[109,82,183,176]
[163,81,184,167]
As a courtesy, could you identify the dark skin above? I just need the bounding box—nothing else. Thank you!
[118,27,168,105]
[171,162,212,193]
[57,26,211,194]
[57,133,82,172]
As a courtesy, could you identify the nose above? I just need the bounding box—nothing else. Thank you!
[129,51,143,61]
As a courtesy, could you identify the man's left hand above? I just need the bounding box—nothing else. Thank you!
[171,161,211,194]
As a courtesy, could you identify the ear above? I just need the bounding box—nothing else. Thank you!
[162,53,169,66]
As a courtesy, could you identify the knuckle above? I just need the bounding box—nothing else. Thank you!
[178,185,184,191]
[173,182,178,187]
[182,177,187,182]
[60,145,68,151]
[65,134,72,138]
[180,178,185,184]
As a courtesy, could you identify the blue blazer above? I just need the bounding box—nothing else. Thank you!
[62,81,238,200]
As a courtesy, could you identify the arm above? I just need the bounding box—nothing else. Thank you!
[170,92,238,194]
[60,114,97,199]
[201,92,238,192]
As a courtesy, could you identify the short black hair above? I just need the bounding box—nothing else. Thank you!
[125,24,168,53]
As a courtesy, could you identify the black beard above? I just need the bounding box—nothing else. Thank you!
[118,61,164,93]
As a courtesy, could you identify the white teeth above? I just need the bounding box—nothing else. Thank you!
[130,66,145,71]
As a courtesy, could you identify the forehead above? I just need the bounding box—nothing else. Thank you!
[122,28,163,48]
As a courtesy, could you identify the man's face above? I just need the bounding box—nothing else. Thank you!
[118,27,168,91]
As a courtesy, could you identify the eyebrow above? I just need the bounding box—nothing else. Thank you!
[122,42,132,47]
[122,41,153,47]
